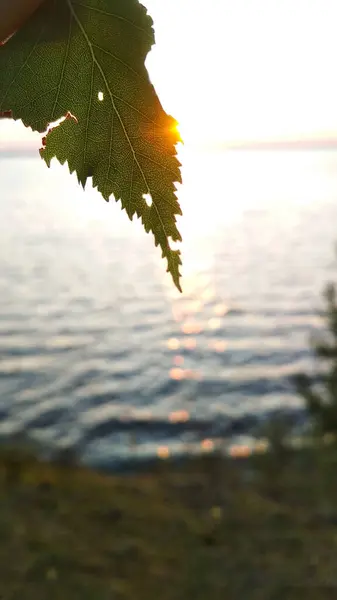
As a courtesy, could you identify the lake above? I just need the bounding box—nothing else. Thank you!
[1,147,337,469]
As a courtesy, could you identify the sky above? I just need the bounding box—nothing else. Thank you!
[2,0,337,147]
[143,0,337,144]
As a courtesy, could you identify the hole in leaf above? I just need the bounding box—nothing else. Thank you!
[98,91,104,101]
[143,193,152,207]
[168,237,181,251]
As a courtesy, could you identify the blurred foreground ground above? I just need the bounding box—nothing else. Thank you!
[1,444,337,599]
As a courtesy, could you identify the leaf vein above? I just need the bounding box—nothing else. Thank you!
[72,1,153,40]
[51,12,73,120]
[138,153,181,181]
[108,92,156,126]
[82,59,95,175]
[0,24,45,110]
[15,86,59,112]
[106,111,115,190]
[128,159,135,213]
[92,43,141,78]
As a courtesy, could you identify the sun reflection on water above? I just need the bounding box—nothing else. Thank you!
[169,410,190,423]
[201,439,214,452]
[183,338,197,350]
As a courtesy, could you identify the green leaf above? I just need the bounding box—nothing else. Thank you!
[0,0,183,290]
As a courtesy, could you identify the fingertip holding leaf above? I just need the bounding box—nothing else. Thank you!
[0,0,183,291]
[0,0,45,43]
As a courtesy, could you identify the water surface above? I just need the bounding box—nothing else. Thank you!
[0,148,336,468]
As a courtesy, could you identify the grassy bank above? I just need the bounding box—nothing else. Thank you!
[1,442,337,599]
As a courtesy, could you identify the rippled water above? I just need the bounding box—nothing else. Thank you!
[1,147,337,469]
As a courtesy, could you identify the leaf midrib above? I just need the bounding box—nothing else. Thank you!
[66,0,170,248]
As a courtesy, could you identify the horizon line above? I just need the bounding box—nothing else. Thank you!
[2,136,337,155]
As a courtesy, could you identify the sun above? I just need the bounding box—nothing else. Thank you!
[169,119,184,145]
[173,119,197,146]
[173,115,221,147]
[174,121,183,139]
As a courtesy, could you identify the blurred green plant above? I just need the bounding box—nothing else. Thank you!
[294,277,337,440]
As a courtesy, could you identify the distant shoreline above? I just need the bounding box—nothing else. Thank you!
[213,139,337,152]
[2,140,337,156]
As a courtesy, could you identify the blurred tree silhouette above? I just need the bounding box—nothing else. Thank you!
[294,277,337,438]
